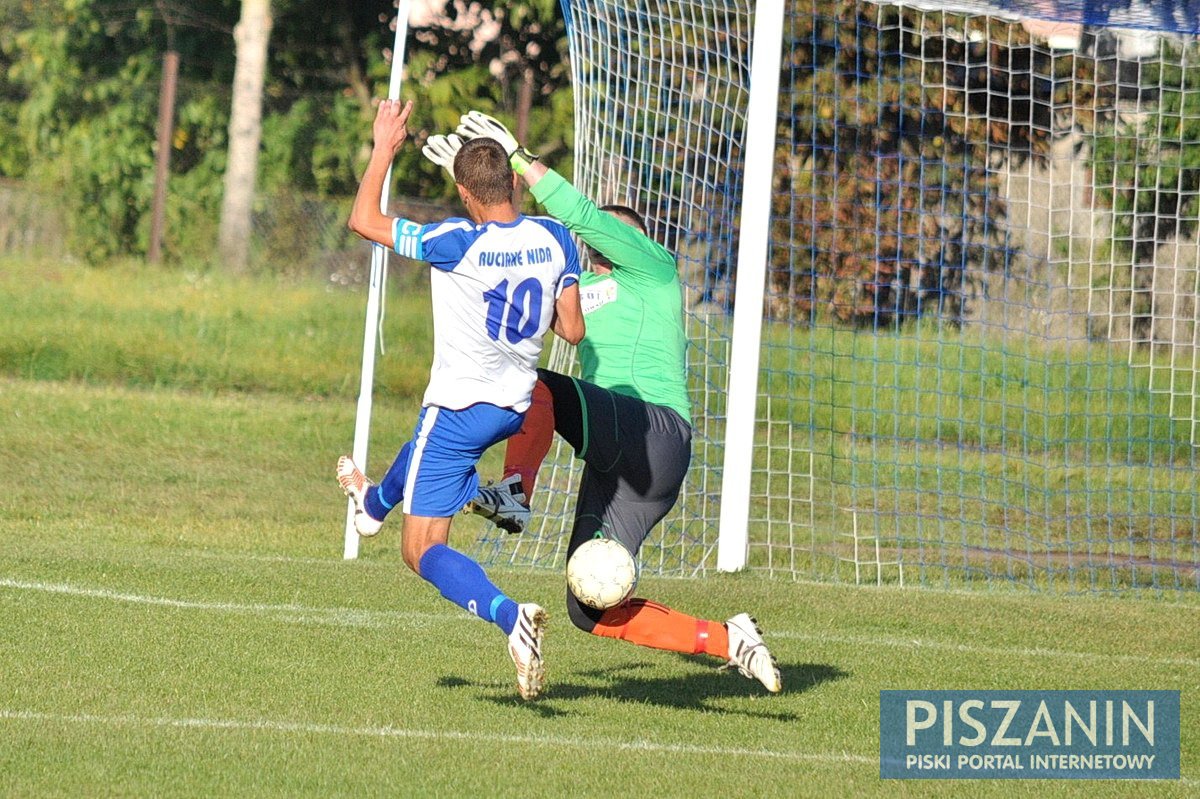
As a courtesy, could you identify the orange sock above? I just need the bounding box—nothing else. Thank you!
[503,379,554,496]
[591,599,729,659]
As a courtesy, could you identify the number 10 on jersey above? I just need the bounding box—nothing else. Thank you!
[483,278,544,344]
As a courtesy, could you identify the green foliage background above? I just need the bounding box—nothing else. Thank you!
[0,0,574,266]
[775,3,1108,326]
[1092,40,1200,263]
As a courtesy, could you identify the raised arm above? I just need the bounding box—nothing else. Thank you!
[529,171,676,279]
[348,99,414,248]
[456,110,675,284]
[519,160,549,189]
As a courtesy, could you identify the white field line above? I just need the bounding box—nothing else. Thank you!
[0,709,872,765]
[768,629,1200,670]
[183,550,1200,612]
[2,709,1194,786]
[0,577,443,629]
[2,576,1196,669]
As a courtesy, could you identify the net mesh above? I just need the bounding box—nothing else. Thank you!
[473,0,751,577]
[469,0,1200,593]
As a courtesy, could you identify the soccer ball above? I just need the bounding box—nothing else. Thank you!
[566,538,638,610]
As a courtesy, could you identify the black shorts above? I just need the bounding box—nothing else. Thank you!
[536,368,692,628]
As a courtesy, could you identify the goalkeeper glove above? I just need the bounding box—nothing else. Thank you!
[456,110,539,175]
[421,133,464,181]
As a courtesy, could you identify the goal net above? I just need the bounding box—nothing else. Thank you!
[472,0,753,578]
[468,0,1200,593]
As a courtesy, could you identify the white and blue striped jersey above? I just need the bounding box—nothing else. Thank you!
[392,215,580,413]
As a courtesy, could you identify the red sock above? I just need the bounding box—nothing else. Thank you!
[591,599,729,658]
[503,379,554,496]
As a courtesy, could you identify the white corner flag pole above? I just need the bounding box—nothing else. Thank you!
[716,0,785,572]
[344,0,412,560]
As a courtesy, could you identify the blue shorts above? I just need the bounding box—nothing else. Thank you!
[383,403,524,518]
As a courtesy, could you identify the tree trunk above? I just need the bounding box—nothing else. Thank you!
[337,0,372,112]
[218,0,273,273]
[149,48,179,264]
[515,66,534,206]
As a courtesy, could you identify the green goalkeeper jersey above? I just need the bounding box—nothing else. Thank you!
[531,169,692,424]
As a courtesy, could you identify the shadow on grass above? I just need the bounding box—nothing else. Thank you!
[440,659,849,719]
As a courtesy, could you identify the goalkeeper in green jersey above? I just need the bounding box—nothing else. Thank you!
[424,112,781,694]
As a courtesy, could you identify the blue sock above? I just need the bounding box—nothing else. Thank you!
[419,544,518,634]
[364,443,413,521]
[363,485,391,522]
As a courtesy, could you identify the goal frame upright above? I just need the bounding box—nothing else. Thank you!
[344,1,413,560]
[716,0,787,572]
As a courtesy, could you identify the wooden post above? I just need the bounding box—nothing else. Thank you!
[148,48,179,264]
[515,66,534,206]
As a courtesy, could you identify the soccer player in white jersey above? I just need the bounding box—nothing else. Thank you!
[337,99,584,700]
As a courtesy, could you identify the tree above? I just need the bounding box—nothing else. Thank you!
[218,0,272,272]
[769,3,1086,326]
[403,0,572,196]
[1092,40,1200,262]
[0,0,574,266]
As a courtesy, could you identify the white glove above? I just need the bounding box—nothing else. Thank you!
[456,110,539,174]
[421,133,464,180]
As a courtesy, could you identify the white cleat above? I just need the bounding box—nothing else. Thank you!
[722,613,782,693]
[507,603,547,700]
[465,474,531,534]
[335,455,383,537]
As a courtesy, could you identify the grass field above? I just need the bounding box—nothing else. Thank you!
[2,259,1197,795]
[2,376,1197,797]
